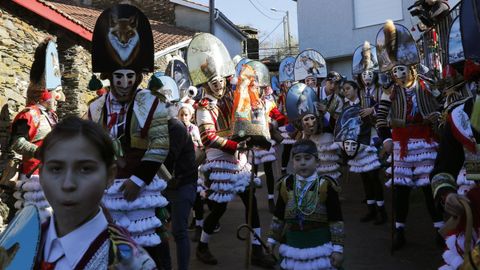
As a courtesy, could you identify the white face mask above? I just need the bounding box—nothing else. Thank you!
[343,139,359,158]
[361,70,374,86]
[392,65,414,88]
[112,69,136,100]
[207,75,226,99]
[392,65,408,81]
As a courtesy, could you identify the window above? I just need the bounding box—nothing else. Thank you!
[353,0,403,28]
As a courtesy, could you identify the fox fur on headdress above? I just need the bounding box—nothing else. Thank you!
[362,41,372,71]
[383,20,397,63]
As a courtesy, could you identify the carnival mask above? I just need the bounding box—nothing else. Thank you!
[392,65,414,88]
[305,76,317,89]
[361,70,374,86]
[112,69,137,102]
[343,139,359,158]
[207,75,226,99]
[302,114,318,135]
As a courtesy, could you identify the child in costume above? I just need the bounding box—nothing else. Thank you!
[35,116,156,269]
[335,80,385,224]
[267,139,344,270]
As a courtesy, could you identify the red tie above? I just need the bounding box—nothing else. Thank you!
[40,261,56,270]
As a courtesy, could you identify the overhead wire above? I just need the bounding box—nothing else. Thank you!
[259,19,284,44]
[248,0,282,20]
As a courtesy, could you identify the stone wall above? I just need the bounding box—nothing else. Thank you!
[0,2,95,170]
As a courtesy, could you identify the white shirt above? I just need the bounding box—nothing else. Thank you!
[344,97,360,107]
[43,209,108,269]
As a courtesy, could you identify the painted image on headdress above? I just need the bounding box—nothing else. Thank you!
[294,50,327,80]
[376,33,394,72]
[448,17,465,64]
[91,4,153,73]
[235,58,251,78]
[285,83,317,121]
[279,56,295,82]
[45,41,62,90]
[334,105,362,142]
[396,27,420,66]
[352,44,379,75]
[166,60,191,95]
[187,34,234,86]
[108,12,139,65]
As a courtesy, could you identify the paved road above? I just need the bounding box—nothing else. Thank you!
[168,147,444,269]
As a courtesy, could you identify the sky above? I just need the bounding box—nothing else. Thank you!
[195,0,298,48]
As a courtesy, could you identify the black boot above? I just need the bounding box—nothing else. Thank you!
[251,244,276,269]
[268,198,275,214]
[393,227,406,250]
[374,205,387,225]
[360,204,376,222]
[196,243,218,265]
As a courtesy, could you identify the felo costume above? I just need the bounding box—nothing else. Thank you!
[87,4,169,247]
[11,39,64,222]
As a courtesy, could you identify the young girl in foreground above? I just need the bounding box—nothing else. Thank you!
[36,116,156,269]
[268,139,345,270]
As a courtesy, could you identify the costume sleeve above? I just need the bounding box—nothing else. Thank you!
[133,102,170,185]
[430,115,465,204]
[326,180,345,249]
[269,107,287,126]
[196,107,238,155]
[376,91,393,142]
[10,111,38,157]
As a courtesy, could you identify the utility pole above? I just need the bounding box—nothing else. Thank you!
[271,8,292,55]
[209,0,215,34]
[286,10,291,55]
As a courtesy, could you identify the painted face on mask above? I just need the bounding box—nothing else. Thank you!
[343,139,359,158]
[305,76,317,89]
[45,88,65,111]
[302,114,318,135]
[207,75,226,99]
[392,65,414,88]
[361,70,374,86]
[112,69,136,102]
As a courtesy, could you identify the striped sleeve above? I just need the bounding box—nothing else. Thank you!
[196,107,238,155]
[376,91,392,141]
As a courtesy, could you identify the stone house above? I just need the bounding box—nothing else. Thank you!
[0,0,195,168]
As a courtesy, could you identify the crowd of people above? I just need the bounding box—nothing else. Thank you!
[0,2,480,270]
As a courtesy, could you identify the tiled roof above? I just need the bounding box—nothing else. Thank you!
[37,0,195,52]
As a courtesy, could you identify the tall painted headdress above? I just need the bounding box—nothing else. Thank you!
[231,62,271,149]
[27,38,63,104]
[352,41,379,76]
[186,33,235,86]
[165,58,192,97]
[279,56,295,83]
[294,49,327,81]
[91,4,154,73]
[285,83,319,123]
[376,21,420,72]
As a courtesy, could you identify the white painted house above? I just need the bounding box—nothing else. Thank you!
[170,0,247,57]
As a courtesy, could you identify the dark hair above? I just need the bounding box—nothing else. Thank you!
[38,116,115,167]
[292,139,318,158]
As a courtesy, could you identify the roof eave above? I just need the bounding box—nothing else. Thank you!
[12,0,92,41]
